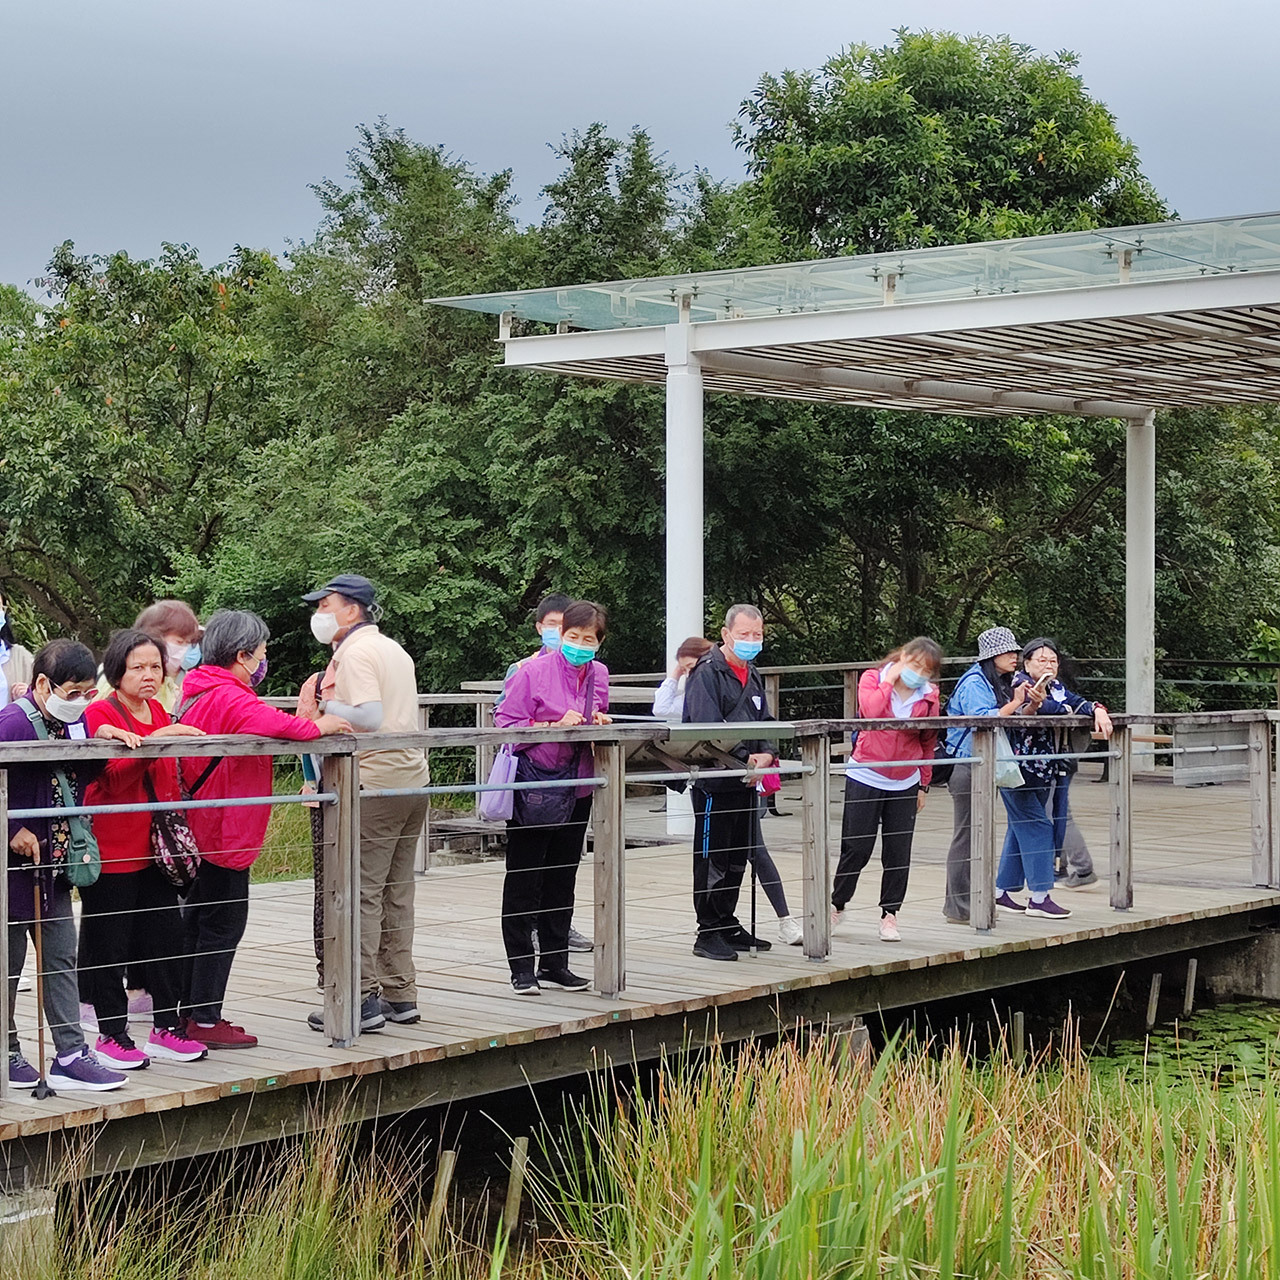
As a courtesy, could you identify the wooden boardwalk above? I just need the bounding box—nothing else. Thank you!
[3,770,1277,1179]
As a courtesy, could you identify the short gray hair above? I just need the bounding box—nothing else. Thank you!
[724,603,763,631]
[203,609,270,668]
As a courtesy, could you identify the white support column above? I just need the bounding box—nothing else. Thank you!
[1126,411,1157,719]
[664,295,704,664]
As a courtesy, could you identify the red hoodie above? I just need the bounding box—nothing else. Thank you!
[850,664,940,786]
[176,664,321,870]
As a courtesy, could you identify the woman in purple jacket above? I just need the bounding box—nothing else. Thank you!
[494,600,610,996]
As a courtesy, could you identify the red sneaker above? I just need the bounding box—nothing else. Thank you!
[184,1019,258,1049]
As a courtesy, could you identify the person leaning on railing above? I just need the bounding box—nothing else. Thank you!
[174,610,351,1050]
[3,640,140,1093]
[493,599,611,997]
[79,629,210,1071]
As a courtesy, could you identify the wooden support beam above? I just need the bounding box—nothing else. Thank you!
[799,730,831,960]
[591,742,627,996]
[424,1148,457,1253]
[321,752,361,1046]
[1182,958,1198,1019]
[969,726,997,932]
[842,668,859,719]
[1109,725,1134,910]
[1249,718,1275,888]
[764,672,782,719]
[1012,1010,1025,1065]
[504,1135,530,1233]
[1145,972,1162,1030]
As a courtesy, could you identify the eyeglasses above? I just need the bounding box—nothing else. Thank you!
[53,684,98,704]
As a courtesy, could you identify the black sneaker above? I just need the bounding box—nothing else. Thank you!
[536,967,590,990]
[378,998,421,1024]
[727,928,772,952]
[692,934,739,962]
[512,973,541,996]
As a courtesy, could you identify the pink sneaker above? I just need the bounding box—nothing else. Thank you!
[147,1027,209,1062]
[95,1034,151,1070]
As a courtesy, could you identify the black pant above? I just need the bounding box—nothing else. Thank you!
[691,786,756,939]
[79,866,186,1038]
[502,797,591,977]
[181,860,250,1025]
[833,777,919,916]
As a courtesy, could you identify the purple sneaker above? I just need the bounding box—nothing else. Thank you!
[1025,897,1072,920]
[995,892,1026,913]
[8,1052,39,1086]
[47,1047,127,1092]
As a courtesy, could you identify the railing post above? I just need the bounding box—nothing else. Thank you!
[0,769,8,1102]
[476,699,495,792]
[799,729,831,960]
[764,672,782,719]
[969,725,997,932]
[414,702,432,874]
[842,668,859,718]
[322,750,362,1045]
[590,740,626,997]
[1248,716,1275,888]
[1109,724,1133,909]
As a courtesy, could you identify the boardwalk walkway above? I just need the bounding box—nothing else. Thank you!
[2,770,1275,1177]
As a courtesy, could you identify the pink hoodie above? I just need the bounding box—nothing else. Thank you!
[177,664,322,869]
[850,665,940,786]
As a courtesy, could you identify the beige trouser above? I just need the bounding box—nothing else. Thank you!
[359,793,429,1001]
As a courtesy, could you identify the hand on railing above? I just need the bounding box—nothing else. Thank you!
[151,723,206,741]
[315,713,353,735]
[94,722,145,750]
[1095,706,1115,738]
[591,711,612,726]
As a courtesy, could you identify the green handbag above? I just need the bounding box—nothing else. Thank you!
[21,701,102,888]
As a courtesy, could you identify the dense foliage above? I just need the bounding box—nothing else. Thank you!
[2,30,1278,696]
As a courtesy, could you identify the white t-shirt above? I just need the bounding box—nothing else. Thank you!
[846,664,927,791]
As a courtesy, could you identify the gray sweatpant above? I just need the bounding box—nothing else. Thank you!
[943,763,972,921]
[8,878,86,1058]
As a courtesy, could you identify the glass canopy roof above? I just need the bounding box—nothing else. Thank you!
[428,212,1280,331]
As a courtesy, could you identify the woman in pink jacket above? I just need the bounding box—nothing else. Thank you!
[831,637,942,943]
[176,610,350,1049]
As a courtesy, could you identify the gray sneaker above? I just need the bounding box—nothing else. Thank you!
[567,927,594,953]
[1063,871,1098,889]
[47,1047,126,1092]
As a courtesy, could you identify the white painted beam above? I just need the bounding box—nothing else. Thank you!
[664,307,704,667]
[1126,411,1157,718]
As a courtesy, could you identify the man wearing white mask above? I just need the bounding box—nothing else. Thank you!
[681,604,777,962]
[300,574,429,1033]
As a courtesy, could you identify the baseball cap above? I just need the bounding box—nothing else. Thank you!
[302,574,377,607]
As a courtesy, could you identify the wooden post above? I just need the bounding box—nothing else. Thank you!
[969,725,997,933]
[414,702,432,874]
[475,699,495,793]
[322,751,361,1046]
[423,1148,457,1253]
[1182,958,1198,1019]
[1109,724,1134,910]
[0,770,8,1102]
[1145,972,1162,1030]
[842,667,859,719]
[1249,717,1275,888]
[764,672,782,718]
[1012,1010,1025,1065]
[799,730,831,960]
[503,1135,530,1233]
[590,741,626,997]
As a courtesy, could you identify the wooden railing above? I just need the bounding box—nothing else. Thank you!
[1,707,1277,1094]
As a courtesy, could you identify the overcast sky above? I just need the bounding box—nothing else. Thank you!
[4,0,1279,294]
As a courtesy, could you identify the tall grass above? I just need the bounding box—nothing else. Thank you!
[6,1028,1280,1277]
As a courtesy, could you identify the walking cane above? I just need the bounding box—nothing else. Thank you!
[30,843,54,1098]
[747,790,759,958]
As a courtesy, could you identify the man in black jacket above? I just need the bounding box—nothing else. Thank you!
[681,604,777,961]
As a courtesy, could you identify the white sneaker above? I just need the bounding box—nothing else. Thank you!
[830,906,845,933]
[777,915,803,946]
[879,913,901,942]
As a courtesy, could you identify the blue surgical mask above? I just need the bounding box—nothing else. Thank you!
[560,640,597,668]
[540,625,562,651]
[900,666,928,690]
[732,639,763,663]
[181,642,201,671]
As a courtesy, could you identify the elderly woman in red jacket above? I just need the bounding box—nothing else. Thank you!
[176,610,350,1049]
[831,637,943,944]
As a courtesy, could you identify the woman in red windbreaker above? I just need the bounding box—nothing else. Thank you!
[831,637,943,944]
[81,629,211,1070]
[175,610,350,1049]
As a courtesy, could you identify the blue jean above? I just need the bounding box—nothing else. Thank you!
[1050,774,1070,866]
[996,778,1055,894]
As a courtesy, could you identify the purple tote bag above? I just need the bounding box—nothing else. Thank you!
[478,745,518,822]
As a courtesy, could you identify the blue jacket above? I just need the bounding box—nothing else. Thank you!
[944,663,1002,758]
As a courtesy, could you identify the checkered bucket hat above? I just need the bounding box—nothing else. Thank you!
[976,626,1020,661]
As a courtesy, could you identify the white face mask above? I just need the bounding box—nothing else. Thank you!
[44,691,86,724]
[310,610,341,646]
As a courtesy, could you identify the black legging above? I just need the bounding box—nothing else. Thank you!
[832,777,920,916]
